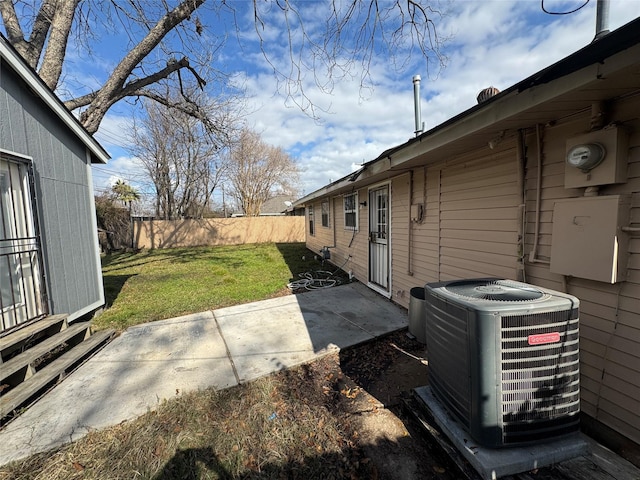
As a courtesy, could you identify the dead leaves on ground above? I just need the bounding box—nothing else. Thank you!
[340,386,361,399]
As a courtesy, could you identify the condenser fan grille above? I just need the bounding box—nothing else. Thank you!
[444,280,544,301]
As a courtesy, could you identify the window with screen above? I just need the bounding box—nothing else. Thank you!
[308,205,315,235]
[344,193,358,231]
[321,200,330,227]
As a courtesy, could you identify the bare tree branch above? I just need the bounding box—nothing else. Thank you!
[247,0,448,119]
[78,0,206,133]
[0,0,28,59]
[64,56,204,110]
[2,0,447,135]
[39,0,80,89]
[28,0,57,65]
[133,90,227,139]
[226,129,300,216]
[129,91,233,219]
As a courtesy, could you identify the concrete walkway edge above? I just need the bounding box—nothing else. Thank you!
[0,282,408,465]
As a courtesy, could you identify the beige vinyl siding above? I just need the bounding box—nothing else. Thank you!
[388,148,521,308]
[390,176,408,299]
[304,191,368,282]
[305,199,331,253]
[523,93,640,444]
[339,189,368,283]
[438,147,520,281]
[389,169,437,307]
[327,192,368,282]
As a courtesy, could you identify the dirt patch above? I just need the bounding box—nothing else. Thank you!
[339,329,461,480]
[0,329,461,480]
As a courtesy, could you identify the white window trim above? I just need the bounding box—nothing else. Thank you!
[344,193,358,231]
[321,199,330,228]
[308,205,315,236]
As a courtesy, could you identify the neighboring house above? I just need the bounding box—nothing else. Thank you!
[294,19,640,458]
[231,194,297,217]
[260,194,297,215]
[0,34,109,334]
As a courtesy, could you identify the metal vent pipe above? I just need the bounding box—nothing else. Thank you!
[413,75,424,136]
[594,0,610,40]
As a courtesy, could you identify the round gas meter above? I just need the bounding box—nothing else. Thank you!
[566,143,606,172]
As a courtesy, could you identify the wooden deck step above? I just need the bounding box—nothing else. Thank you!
[1,322,92,384]
[0,314,68,363]
[1,328,116,419]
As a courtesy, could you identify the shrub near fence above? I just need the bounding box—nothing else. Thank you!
[133,216,306,249]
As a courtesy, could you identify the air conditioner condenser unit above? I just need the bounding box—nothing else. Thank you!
[425,278,581,448]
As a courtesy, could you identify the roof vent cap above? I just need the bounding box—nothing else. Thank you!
[477,86,500,104]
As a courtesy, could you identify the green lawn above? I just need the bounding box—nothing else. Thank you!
[95,242,320,331]
[0,243,387,479]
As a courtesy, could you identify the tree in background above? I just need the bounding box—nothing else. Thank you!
[226,129,300,217]
[94,194,129,253]
[129,90,234,220]
[1,1,446,133]
[111,179,140,249]
[112,179,140,208]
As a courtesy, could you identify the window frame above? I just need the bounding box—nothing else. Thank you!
[343,193,358,231]
[308,205,315,236]
[321,199,330,228]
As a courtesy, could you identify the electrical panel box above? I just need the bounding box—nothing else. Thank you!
[564,126,628,188]
[550,195,631,283]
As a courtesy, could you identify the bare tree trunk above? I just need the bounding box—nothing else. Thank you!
[39,0,79,89]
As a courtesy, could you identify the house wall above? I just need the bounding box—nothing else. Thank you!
[0,61,104,322]
[388,145,521,307]
[306,190,369,281]
[305,146,521,305]
[303,92,640,449]
[522,94,640,446]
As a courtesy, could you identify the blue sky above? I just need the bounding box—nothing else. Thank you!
[75,0,638,210]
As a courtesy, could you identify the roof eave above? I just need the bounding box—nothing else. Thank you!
[0,36,110,164]
[294,17,640,206]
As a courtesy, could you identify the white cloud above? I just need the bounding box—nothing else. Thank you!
[87,0,638,199]
[94,112,135,152]
[91,154,148,197]
[237,0,639,195]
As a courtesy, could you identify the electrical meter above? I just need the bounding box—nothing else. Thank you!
[566,143,605,172]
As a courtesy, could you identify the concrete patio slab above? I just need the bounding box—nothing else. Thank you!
[213,282,408,383]
[296,283,407,351]
[0,312,235,464]
[213,295,320,383]
[0,282,408,466]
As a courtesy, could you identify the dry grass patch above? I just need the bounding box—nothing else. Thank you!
[0,354,374,480]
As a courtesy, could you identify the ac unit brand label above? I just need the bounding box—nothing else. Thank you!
[528,332,561,345]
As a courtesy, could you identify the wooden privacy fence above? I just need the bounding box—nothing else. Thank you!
[133,216,306,249]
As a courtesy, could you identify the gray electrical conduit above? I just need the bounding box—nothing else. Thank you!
[529,124,551,265]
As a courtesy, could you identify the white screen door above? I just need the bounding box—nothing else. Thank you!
[368,185,390,292]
